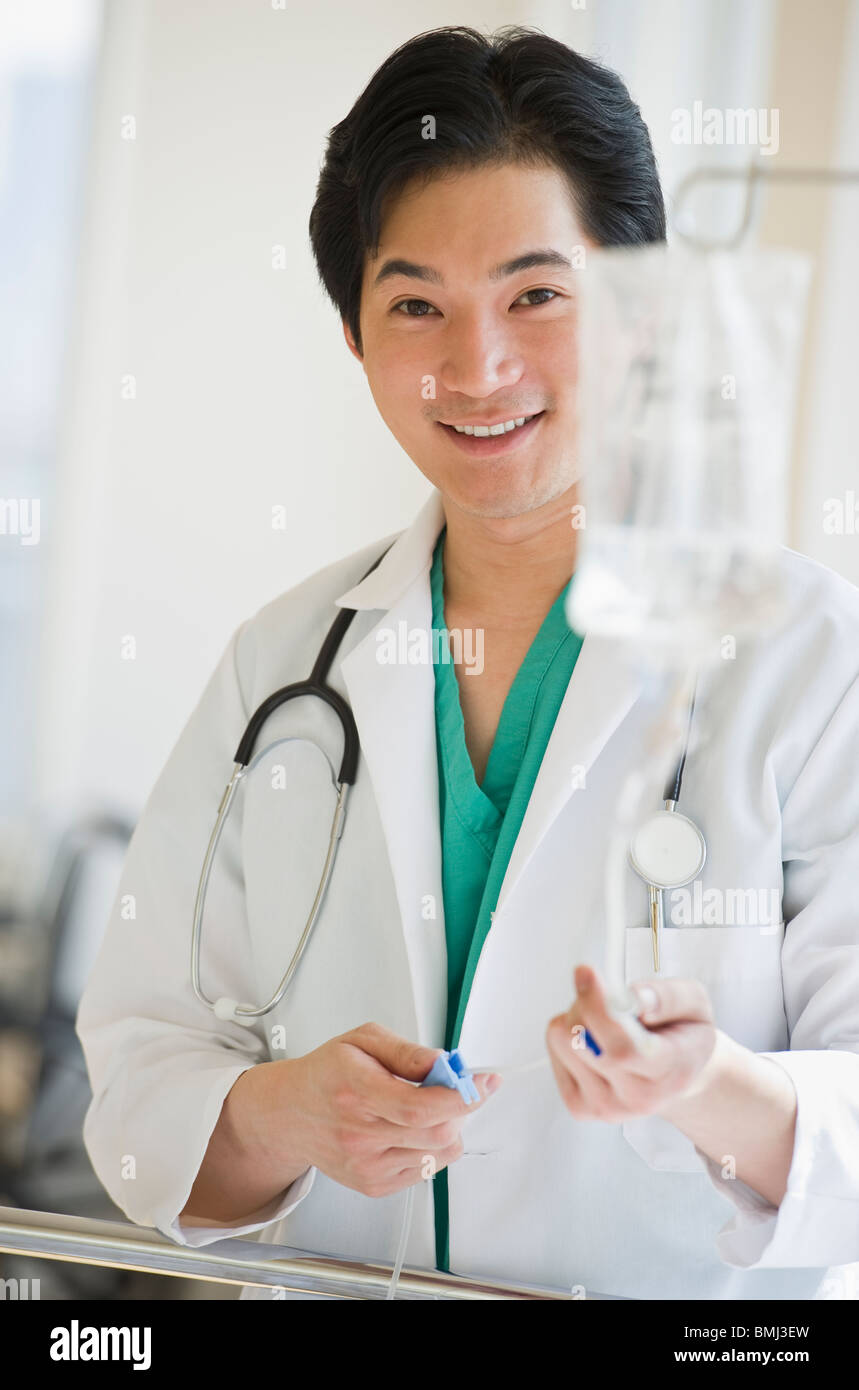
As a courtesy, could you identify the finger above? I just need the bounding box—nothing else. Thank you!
[564,1052,619,1117]
[566,966,642,1063]
[345,1021,443,1082]
[548,1019,638,1120]
[387,1138,465,1178]
[344,1023,501,1122]
[547,1043,586,1113]
[357,1057,500,1127]
[369,1140,466,1196]
[544,1039,619,1123]
[629,976,713,1026]
[546,1012,594,1073]
[547,1012,617,1098]
[363,1114,473,1152]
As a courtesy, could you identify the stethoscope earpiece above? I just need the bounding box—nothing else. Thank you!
[213,997,256,1027]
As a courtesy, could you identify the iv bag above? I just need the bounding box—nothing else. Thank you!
[566,245,811,665]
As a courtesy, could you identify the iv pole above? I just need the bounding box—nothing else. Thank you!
[672,162,859,250]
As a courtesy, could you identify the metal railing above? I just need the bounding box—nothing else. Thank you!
[0,1205,591,1300]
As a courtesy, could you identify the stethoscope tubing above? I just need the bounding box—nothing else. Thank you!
[190,544,393,1022]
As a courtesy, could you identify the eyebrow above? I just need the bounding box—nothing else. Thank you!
[372,248,573,289]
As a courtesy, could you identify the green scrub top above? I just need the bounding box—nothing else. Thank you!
[429,524,584,1271]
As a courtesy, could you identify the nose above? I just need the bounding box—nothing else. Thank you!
[437,312,525,400]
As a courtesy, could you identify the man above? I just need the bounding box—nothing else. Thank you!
[77,26,859,1300]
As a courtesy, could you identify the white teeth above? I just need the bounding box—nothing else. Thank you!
[452,414,536,436]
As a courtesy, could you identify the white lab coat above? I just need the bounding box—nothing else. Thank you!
[76,488,859,1300]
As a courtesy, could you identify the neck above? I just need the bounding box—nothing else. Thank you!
[440,481,579,625]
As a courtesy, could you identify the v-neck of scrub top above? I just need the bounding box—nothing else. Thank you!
[429,524,584,1272]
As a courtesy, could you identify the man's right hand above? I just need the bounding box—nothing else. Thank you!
[249,1022,502,1198]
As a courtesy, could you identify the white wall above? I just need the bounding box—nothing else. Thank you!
[795,0,859,585]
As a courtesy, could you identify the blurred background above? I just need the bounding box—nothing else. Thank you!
[0,0,857,1298]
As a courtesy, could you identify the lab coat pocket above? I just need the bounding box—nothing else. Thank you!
[624,920,788,1051]
[621,921,788,1173]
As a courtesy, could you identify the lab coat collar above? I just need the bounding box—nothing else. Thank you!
[334,489,446,611]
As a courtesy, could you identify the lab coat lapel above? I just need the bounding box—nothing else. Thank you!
[336,492,448,1048]
[494,633,645,916]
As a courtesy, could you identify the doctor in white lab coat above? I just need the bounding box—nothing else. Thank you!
[75,98,859,1298]
[75,479,859,1301]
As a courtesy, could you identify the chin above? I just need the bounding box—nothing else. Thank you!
[443,464,577,520]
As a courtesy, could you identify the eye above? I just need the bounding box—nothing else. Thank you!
[513,287,559,308]
[391,298,439,317]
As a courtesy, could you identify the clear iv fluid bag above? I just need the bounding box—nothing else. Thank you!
[566,246,811,663]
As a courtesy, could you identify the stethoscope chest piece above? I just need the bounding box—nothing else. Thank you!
[629,809,706,890]
[629,807,707,973]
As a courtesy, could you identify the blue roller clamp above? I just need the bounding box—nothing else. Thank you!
[420,1048,480,1104]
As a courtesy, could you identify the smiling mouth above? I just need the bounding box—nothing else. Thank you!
[437,409,546,454]
[441,412,542,437]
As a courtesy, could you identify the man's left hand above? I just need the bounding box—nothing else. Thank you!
[545,964,718,1122]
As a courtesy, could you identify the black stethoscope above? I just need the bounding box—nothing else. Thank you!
[190,544,394,1026]
[191,544,703,1025]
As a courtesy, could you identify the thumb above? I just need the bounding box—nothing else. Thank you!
[348,1021,442,1082]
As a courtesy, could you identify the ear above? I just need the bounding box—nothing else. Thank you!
[342,319,364,364]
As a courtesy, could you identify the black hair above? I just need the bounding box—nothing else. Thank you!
[308,25,666,354]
